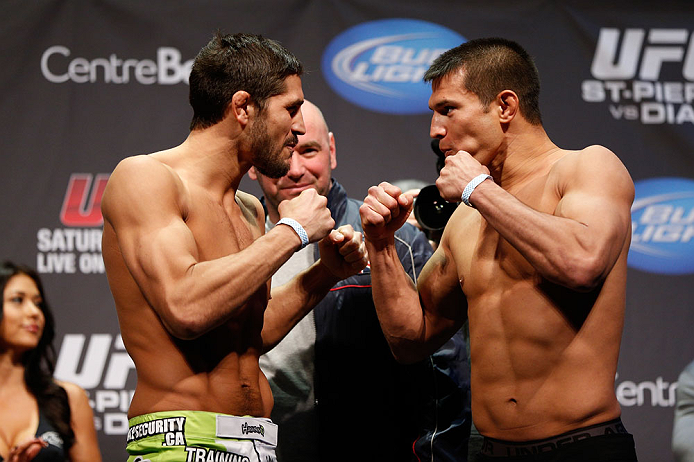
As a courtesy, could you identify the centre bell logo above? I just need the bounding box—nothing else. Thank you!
[629,177,694,275]
[321,18,465,114]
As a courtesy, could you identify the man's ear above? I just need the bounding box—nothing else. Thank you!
[248,166,259,180]
[497,90,519,123]
[328,132,337,170]
[230,91,252,127]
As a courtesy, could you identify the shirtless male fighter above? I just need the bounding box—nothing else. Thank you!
[101,32,366,462]
[360,38,638,461]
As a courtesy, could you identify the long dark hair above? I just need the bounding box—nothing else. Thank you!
[0,261,74,452]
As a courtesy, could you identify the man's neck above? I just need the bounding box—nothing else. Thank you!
[488,124,560,190]
[173,126,247,198]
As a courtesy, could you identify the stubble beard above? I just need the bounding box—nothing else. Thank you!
[250,116,296,179]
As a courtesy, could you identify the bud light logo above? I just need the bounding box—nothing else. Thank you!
[629,177,694,274]
[321,19,465,114]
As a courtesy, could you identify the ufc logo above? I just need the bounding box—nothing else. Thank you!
[55,333,134,389]
[60,173,109,227]
[591,28,694,80]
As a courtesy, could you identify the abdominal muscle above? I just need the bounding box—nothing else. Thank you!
[127,349,274,420]
[121,294,274,420]
[467,282,622,441]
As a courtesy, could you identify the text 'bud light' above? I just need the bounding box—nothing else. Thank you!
[321,18,465,114]
[629,177,694,275]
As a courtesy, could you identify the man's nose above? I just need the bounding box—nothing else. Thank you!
[286,152,304,178]
[292,110,306,136]
[430,114,446,139]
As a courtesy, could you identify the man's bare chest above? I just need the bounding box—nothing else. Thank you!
[184,200,259,261]
[457,181,560,295]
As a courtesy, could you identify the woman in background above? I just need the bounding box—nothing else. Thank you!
[0,261,101,461]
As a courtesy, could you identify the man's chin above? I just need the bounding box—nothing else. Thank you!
[255,162,290,179]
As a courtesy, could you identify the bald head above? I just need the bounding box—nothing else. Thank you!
[300,100,330,145]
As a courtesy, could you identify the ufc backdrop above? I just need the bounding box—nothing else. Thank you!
[0,0,692,460]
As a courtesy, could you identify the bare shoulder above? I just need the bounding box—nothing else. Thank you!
[553,145,634,196]
[102,154,186,221]
[554,145,628,175]
[106,154,181,193]
[235,190,265,229]
[56,380,101,460]
[55,380,89,406]
[109,153,171,180]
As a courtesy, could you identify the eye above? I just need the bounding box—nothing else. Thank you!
[287,105,301,117]
[9,296,23,304]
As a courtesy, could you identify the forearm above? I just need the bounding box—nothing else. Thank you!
[153,224,303,339]
[262,259,341,351]
[471,181,610,290]
[366,238,427,363]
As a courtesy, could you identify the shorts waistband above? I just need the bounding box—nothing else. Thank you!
[480,418,629,457]
[127,410,278,446]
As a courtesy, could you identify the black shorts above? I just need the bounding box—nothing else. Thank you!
[476,418,637,462]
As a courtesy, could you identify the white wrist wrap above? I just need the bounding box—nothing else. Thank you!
[461,174,492,207]
[277,218,309,249]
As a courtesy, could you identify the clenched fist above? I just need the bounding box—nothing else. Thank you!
[359,182,413,244]
[435,150,490,202]
[278,188,335,243]
[318,224,368,280]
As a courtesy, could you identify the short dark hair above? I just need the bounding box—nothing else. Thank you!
[424,37,542,125]
[189,31,303,130]
[0,261,75,452]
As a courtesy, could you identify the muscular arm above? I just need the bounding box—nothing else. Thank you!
[102,156,325,340]
[361,184,466,363]
[468,146,634,291]
[261,260,338,352]
[262,224,366,351]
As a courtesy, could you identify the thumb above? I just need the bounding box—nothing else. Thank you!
[329,229,345,243]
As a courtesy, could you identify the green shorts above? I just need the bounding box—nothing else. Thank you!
[126,410,278,462]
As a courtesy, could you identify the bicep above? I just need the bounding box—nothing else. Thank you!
[119,214,199,302]
[555,149,634,258]
[103,160,199,308]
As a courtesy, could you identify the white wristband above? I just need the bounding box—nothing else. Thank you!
[461,174,492,207]
[277,218,309,249]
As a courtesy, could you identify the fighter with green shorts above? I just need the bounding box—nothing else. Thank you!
[101,32,366,462]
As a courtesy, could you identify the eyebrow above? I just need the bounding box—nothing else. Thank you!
[5,290,41,299]
[431,99,455,110]
[297,140,321,150]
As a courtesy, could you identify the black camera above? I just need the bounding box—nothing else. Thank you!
[414,184,457,232]
[413,140,457,241]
